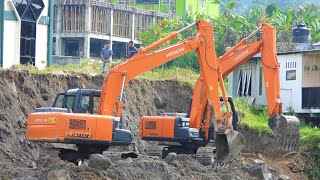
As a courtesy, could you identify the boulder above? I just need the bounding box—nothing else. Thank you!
[164,152,177,164]
[247,159,268,180]
[88,154,112,171]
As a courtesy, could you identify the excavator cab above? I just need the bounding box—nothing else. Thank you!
[35,89,101,114]
[51,89,101,114]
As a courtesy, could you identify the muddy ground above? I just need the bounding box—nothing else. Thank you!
[0,70,310,179]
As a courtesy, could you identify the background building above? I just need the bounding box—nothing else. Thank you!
[110,0,220,18]
[228,46,320,117]
[53,0,175,63]
[0,0,54,69]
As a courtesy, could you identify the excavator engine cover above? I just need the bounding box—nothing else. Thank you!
[268,115,300,151]
[215,129,245,163]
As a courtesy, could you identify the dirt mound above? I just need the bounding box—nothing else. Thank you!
[0,70,308,179]
[0,70,191,167]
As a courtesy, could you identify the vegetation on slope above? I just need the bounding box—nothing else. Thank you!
[235,98,319,179]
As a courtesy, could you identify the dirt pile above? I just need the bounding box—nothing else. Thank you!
[0,70,308,179]
[1,152,305,180]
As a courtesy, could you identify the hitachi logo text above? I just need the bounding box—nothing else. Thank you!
[235,50,249,61]
[166,48,185,57]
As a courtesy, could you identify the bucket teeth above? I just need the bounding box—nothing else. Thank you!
[215,129,246,163]
[269,115,300,153]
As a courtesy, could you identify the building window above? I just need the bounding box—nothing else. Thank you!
[13,0,45,65]
[136,0,159,4]
[286,70,296,80]
[286,61,296,69]
[236,69,252,97]
[119,0,130,4]
[259,67,262,96]
[65,40,80,56]
[302,87,320,109]
[162,0,174,4]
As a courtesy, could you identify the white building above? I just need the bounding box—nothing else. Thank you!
[228,49,320,117]
[0,0,54,69]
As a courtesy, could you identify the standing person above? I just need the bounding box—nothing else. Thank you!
[127,40,138,58]
[100,43,113,73]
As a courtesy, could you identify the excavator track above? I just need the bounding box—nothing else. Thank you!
[195,146,216,166]
[145,143,217,166]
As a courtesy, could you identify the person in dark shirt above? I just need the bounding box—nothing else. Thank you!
[127,40,138,58]
[100,43,113,73]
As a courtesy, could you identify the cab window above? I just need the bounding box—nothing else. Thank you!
[92,95,100,114]
[66,95,75,109]
[80,95,90,111]
[53,94,64,108]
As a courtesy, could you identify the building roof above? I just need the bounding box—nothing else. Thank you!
[313,41,320,46]
[253,49,320,58]
[277,49,320,55]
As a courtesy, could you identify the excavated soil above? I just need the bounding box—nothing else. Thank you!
[0,70,309,179]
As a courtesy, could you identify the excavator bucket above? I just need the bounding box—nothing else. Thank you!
[268,115,300,151]
[215,129,246,163]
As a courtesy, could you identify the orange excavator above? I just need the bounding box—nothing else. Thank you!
[139,23,300,162]
[27,20,299,164]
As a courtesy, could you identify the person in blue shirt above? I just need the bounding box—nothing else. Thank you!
[127,40,138,58]
[100,43,113,73]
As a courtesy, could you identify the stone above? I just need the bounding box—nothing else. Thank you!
[258,153,264,160]
[278,174,291,180]
[164,152,177,164]
[47,170,70,180]
[254,159,265,164]
[247,160,268,180]
[267,173,275,180]
[241,159,247,167]
[88,154,112,171]
[28,162,37,169]
[221,174,234,180]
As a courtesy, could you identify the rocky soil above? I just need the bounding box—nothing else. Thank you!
[0,70,309,179]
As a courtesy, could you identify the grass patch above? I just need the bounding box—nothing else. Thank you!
[234,98,272,135]
[300,125,320,149]
[235,98,320,145]
[139,67,199,87]
[10,59,103,75]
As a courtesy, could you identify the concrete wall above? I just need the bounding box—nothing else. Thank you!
[3,1,20,69]
[186,0,219,18]
[278,53,302,113]
[3,20,19,68]
[302,53,320,87]
[35,24,48,68]
[52,56,82,66]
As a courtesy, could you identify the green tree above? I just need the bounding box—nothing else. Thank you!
[265,3,278,18]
